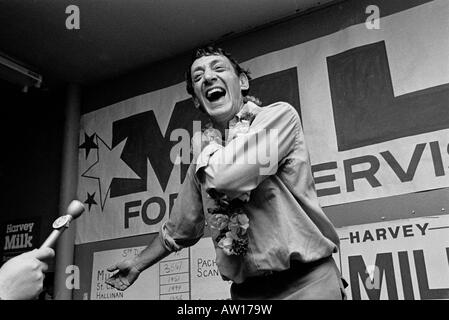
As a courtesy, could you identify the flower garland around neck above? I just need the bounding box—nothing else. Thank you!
[200,100,259,256]
[207,189,250,256]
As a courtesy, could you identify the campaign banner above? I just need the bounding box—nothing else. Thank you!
[0,217,41,264]
[337,215,449,300]
[76,0,449,243]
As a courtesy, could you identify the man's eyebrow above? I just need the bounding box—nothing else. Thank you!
[192,58,227,73]
[192,65,204,73]
[210,59,226,66]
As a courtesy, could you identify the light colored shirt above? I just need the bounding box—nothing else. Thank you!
[160,101,339,284]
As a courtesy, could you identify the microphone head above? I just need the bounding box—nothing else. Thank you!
[67,200,85,219]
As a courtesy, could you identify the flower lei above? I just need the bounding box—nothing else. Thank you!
[207,190,250,256]
[202,105,258,256]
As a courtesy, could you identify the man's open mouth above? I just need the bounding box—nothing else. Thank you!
[205,87,226,102]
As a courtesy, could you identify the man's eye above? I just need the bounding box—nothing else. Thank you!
[214,66,225,71]
[193,74,202,82]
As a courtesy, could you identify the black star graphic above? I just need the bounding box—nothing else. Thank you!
[84,192,98,211]
[79,133,98,159]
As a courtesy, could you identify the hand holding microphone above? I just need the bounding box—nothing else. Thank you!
[0,200,84,299]
[40,200,85,248]
[0,247,55,300]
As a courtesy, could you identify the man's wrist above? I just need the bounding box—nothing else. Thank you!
[131,257,145,273]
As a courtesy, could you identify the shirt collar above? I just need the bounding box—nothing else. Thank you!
[236,101,262,120]
[228,101,262,128]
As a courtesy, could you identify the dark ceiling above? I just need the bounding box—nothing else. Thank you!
[0,0,336,87]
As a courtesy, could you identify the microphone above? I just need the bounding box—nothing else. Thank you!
[40,200,85,248]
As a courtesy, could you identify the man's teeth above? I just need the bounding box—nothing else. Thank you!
[206,88,225,99]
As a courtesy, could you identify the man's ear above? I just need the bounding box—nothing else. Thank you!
[239,73,249,91]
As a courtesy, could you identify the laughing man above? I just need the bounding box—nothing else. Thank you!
[106,46,346,300]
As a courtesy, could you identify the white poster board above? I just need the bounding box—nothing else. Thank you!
[90,237,230,300]
[190,238,231,300]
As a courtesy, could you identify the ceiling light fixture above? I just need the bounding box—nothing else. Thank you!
[0,54,42,92]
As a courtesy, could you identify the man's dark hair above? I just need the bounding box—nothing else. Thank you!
[185,46,251,97]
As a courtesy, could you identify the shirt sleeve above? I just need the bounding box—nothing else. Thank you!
[195,102,299,199]
[159,162,205,252]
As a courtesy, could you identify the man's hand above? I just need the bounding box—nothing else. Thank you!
[0,247,54,300]
[191,127,223,159]
[105,259,141,291]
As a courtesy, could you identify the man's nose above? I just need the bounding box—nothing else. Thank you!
[203,69,217,82]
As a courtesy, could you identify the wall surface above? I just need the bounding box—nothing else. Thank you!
[0,80,65,297]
